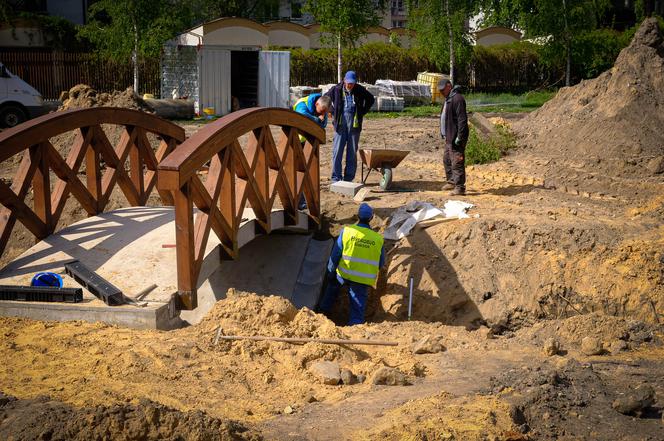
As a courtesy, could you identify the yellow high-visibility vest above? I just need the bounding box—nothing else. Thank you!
[293,97,309,143]
[292,96,308,111]
[336,225,384,287]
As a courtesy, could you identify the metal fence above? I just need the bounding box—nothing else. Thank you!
[0,48,161,99]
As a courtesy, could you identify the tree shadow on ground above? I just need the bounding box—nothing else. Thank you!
[323,206,484,330]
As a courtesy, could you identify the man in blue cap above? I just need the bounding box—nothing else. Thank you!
[324,71,375,183]
[318,203,385,325]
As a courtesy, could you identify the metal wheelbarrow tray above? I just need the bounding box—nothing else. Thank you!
[359,149,410,190]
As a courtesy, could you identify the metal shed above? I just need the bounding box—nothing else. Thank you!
[161,18,290,116]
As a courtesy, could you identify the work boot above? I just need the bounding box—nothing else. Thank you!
[450,187,466,196]
[442,182,455,190]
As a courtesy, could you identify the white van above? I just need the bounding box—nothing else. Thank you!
[0,62,46,128]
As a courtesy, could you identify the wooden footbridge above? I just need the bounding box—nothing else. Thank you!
[0,107,325,314]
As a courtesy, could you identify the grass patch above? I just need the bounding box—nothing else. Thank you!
[465,124,517,165]
[364,105,440,119]
[365,90,556,118]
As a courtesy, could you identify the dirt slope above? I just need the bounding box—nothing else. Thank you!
[514,18,664,183]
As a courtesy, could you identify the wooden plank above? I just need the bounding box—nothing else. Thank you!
[51,128,94,220]
[44,142,97,216]
[0,107,185,161]
[0,181,47,239]
[130,128,146,203]
[173,182,197,310]
[95,126,141,207]
[30,144,53,233]
[232,140,269,231]
[157,108,324,185]
[0,149,40,255]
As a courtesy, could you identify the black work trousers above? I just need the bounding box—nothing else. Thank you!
[443,142,466,190]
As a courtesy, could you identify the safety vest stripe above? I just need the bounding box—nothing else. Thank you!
[341,255,380,266]
[337,267,378,280]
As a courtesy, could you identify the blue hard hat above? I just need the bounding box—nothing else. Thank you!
[344,71,357,84]
[358,203,373,221]
[31,272,64,288]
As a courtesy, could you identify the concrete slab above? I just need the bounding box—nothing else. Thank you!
[0,206,312,329]
[330,181,364,197]
[291,238,333,310]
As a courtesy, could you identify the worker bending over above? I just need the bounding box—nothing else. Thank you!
[319,203,385,325]
[293,93,331,127]
[293,93,331,209]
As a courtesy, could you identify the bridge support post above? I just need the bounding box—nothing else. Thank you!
[173,182,197,310]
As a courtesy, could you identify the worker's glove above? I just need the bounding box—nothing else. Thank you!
[454,137,462,146]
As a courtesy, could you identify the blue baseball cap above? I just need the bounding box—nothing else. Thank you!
[358,203,373,221]
[344,71,357,84]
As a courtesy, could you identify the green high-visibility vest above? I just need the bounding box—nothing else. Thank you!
[337,225,384,287]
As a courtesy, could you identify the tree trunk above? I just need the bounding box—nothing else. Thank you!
[133,21,139,94]
[337,33,342,83]
[562,0,571,87]
[445,0,455,84]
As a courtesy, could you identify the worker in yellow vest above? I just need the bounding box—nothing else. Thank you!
[318,203,385,325]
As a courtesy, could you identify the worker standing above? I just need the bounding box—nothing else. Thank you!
[438,79,469,195]
[318,203,385,325]
[292,93,331,209]
[325,71,375,183]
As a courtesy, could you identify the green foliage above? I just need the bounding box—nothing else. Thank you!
[406,0,473,73]
[465,125,516,165]
[471,41,554,91]
[303,0,387,47]
[289,42,435,85]
[571,26,636,78]
[364,91,555,119]
[79,0,193,60]
[191,0,279,22]
[11,12,85,50]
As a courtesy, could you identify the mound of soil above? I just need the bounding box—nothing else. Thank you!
[369,215,664,328]
[59,84,153,112]
[0,392,259,441]
[488,357,663,440]
[513,18,664,181]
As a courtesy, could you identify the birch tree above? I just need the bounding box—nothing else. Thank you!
[407,0,473,84]
[304,0,387,83]
[80,0,192,94]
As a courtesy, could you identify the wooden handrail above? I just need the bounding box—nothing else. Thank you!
[0,107,185,162]
[0,107,185,259]
[157,107,326,310]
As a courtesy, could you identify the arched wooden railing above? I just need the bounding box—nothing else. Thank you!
[158,107,326,310]
[0,107,185,257]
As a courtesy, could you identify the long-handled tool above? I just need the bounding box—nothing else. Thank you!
[212,330,397,347]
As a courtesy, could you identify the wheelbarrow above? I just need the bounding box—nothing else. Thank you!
[359,149,410,190]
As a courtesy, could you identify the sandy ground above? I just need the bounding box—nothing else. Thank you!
[2,21,663,440]
[0,108,663,440]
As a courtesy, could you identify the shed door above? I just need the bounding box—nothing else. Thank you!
[198,47,231,115]
[258,51,290,108]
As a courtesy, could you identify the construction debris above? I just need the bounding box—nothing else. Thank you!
[59,84,152,111]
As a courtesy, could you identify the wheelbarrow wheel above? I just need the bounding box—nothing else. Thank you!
[380,167,393,190]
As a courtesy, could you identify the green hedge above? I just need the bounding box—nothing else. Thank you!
[468,42,556,93]
[289,42,436,86]
[287,25,637,91]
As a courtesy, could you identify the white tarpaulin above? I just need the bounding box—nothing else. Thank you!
[384,200,474,240]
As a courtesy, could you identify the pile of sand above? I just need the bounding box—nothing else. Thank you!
[0,393,259,441]
[513,18,664,179]
[59,84,153,112]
